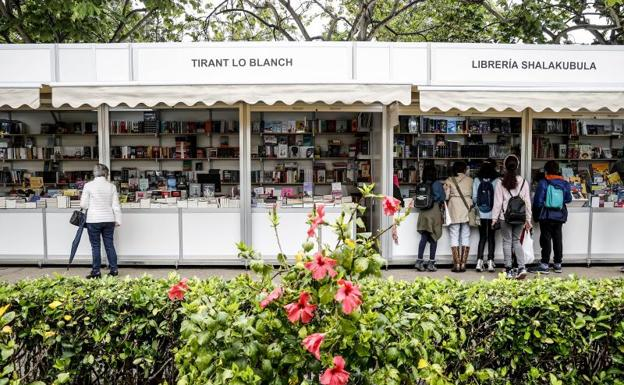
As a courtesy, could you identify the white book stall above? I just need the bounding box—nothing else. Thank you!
[1,42,623,266]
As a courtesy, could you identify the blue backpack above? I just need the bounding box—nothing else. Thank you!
[476,179,494,213]
[545,181,564,210]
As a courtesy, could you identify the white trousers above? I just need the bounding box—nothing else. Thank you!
[449,223,470,247]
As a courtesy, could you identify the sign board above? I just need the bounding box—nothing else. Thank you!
[0,45,53,83]
[430,44,624,87]
[133,43,354,84]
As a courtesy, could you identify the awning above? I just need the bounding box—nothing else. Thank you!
[0,86,40,109]
[419,87,624,113]
[51,84,412,108]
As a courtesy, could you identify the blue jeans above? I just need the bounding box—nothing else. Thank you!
[86,222,118,274]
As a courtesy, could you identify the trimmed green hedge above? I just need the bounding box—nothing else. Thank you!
[1,275,624,385]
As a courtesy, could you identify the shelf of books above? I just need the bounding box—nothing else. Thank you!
[0,110,98,199]
[109,108,241,210]
[393,115,522,195]
[531,118,624,208]
[250,111,374,210]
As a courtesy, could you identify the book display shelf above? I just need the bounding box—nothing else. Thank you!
[109,108,241,209]
[393,114,522,197]
[250,111,375,209]
[531,118,624,208]
[0,110,98,199]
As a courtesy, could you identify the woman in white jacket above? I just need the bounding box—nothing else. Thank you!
[80,164,122,278]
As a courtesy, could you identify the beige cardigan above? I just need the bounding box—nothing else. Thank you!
[444,173,474,224]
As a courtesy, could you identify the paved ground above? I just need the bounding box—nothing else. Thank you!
[0,265,622,283]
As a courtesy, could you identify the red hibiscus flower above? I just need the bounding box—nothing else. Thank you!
[307,204,326,238]
[302,333,325,360]
[382,196,401,216]
[320,356,350,385]
[284,291,317,324]
[304,252,337,280]
[260,287,283,309]
[335,279,362,314]
[168,278,189,301]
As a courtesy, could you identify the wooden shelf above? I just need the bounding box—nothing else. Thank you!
[258,132,312,136]
[111,157,239,161]
[1,158,97,162]
[252,157,314,161]
[417,132,516,136]
[533,158,618,162]
[0,133,97,137]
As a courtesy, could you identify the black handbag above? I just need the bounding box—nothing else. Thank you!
[69,209,86,226]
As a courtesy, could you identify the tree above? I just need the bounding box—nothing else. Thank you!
[0,0,199,43]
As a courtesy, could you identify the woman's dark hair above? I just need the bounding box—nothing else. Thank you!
[477,159,498,180]
[502,155,519,190]
[544,160,560,175]
[452,161,467,176]
[421,165,437,183]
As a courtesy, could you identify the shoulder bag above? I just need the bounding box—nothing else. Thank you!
[451,177,480,227]
[69,209,86,227]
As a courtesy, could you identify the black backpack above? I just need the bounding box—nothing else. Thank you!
[413,182,434,210]
[504,179,527,225]
[476,178,494,213]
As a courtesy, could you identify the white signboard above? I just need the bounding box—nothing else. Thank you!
[133,43,353,84]
[0,46,53,83]
[430,44,624,87]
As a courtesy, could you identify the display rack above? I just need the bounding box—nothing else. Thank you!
[0,110,98,190]
[393,115,522,191]
[108,108,240,205]
[249,111,374,208]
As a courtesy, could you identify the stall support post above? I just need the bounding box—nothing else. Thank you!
[97,104,111,169]
[521,108,533,180]
[239,103,252,247]
[380,105,395,261]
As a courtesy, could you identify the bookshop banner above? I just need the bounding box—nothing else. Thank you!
[430,43,624,87]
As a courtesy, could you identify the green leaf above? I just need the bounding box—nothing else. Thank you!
[318,284,334,305]
[354,258,369,273]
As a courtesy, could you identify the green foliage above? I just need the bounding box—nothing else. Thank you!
[0,274,185,385]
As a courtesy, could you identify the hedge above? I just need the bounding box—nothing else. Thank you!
[1,275,624,385]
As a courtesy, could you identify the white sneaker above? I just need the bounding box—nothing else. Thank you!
[476,259,484,272]
[487,260,495,272]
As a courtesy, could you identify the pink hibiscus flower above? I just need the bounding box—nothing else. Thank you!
[304,252,337,280]
[320,356,350,385]
[260,287,283,309]
[382,196,401,216]
[307,204,326,238]
[168,278,189,301]
[335,279,362,314]
[302,333,325,360]
[284,291,317,324]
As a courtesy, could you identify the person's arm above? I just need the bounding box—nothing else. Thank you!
[472,178,479,204]
[522,181,533,228]
[111,185,122,226]
[533,180,546,209]
[443,179,451,201]
[564,181,573,204]
[80,184,90,210]
[491,182,503,224]
[434,182,445,202]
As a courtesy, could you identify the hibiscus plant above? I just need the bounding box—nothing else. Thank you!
[232,184,410,385]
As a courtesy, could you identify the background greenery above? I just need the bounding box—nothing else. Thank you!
[1,275,623,385]
[0,0,623,44]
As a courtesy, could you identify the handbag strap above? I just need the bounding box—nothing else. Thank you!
[451,177,472,211]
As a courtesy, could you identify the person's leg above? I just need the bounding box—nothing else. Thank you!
[539,221,553,265]
[101,222,118,274]
[501,223,513,270]
[427,234,438,271]
[512,224,527,278]
[476,221,487,270]
[460,223,471,272]
[449,224,460,272]
[417,232,428,260]
[485,219,496,261]
[552,222,564,272]
[86,223,102,277]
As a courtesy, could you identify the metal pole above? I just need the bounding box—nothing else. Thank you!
[97,104,110,169]
[239,103,252,246]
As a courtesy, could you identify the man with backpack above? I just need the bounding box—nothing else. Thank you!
[532,161,572,274]
[472,159,499,273]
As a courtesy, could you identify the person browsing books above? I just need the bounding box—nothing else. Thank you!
[444,161,473,273]
[491,155,532,280]
[531,160,573,274]
[472,159,500,273]
[414,165,446,272]
[80,164,122,279]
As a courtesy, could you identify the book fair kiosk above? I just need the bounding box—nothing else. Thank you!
[0,42,623,267]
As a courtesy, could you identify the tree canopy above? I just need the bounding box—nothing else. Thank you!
[0,0,622,44]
